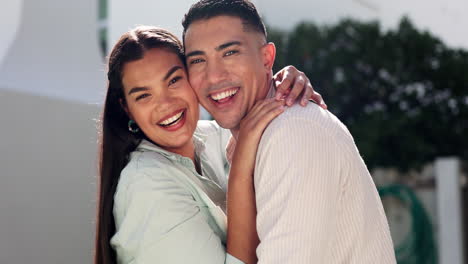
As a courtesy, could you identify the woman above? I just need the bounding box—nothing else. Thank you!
[95,26,323,264]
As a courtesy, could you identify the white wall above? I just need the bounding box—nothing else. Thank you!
[0,0,23,65]
[0,89,99,264]
[0,0,104,263]
[109,0,196,44]
[0,0,106,104]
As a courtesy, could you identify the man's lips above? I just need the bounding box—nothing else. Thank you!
[208,87,239,103]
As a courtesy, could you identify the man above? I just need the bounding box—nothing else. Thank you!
[182,0,397,263]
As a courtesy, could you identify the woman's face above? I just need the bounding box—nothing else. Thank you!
[121,48,199,155]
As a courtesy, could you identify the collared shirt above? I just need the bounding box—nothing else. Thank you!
[253,85,397,263]
[110,120,244,264]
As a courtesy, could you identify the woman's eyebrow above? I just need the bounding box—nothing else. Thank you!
[128,86,149,95]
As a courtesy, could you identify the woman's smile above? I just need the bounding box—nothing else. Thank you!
[157,108,187,131]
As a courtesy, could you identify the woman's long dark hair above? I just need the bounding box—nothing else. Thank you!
[95,26,185,264]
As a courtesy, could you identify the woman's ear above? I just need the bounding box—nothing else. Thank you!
[119,99,133,120]
[261,42,276,71]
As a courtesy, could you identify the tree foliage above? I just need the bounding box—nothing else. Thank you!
[269,18,468,171]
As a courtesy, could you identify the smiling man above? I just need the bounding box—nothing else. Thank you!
[182,0,396,263]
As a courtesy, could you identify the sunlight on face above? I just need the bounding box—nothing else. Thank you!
[184,16,274,130]
[122,48,200,156]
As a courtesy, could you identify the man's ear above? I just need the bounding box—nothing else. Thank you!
[261,42,276,71]
[120,98,133,120]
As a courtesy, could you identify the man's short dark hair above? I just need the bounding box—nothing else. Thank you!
[182,0,267,43]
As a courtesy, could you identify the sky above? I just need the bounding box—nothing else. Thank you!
[108,0,468,50]
[254,0,468,50]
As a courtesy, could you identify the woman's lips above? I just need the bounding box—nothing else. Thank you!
[158,109,185,126]
[157,109,187,131]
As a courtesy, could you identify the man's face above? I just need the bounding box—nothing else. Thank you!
[184,15,273,130]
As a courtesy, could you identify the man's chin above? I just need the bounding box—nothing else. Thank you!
[212,115,241,130]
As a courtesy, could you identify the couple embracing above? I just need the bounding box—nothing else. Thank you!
[95,1,396,263]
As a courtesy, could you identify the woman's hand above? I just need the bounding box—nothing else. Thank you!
[236,98,286,158]
[227,98,286,264]
[274,65,327,108]
[231,97,287,180]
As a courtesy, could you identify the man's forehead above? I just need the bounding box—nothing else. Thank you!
[185,17,241,34]
[185,15,243,32]
[184,16,262,53]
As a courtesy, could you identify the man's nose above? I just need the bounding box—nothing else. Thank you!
[206,59,228,85]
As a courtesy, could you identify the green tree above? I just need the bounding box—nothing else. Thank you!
[271,17,468,171]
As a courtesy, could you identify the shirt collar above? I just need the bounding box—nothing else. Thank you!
[136,132,207,161]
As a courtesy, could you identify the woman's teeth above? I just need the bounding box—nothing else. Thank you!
[159,110,184,126]
[210,88,238,101]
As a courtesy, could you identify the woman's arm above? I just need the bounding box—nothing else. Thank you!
[227,98,286,264]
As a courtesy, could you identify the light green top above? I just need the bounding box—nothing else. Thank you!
[110,120,244,264]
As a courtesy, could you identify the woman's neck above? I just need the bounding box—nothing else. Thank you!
[164,140,201,174]
[166,140,196,162]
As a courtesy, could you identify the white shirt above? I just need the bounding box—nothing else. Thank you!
[254,92,397,263]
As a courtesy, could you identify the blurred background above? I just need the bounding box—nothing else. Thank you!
[0,0,466,263]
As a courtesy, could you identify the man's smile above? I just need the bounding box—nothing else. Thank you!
[208,87,240,104]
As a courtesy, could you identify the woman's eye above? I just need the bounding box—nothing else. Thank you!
[169,76,182,86]
[224,50,238,56]
[136,93,150,101]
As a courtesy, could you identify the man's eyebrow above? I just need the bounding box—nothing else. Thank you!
[185,50,204,58]
[128,86,149,95]
[163,66,183,81]
[185,41,242,58]
[216,41,242,51]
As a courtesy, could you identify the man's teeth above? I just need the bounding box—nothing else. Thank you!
[210,89,238,101]
[159,110,184,126]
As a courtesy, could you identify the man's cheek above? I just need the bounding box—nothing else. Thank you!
[193,88,204,101]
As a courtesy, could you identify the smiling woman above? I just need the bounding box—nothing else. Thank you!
[120,48,199,158]
[95,25,317,264]
[95,26,237,264]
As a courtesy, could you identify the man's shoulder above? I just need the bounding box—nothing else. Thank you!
[263,103,350,140]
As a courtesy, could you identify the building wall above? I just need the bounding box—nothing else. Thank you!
[0,0,103,263]
[0,89,99,264]
[0,0,23,65]
[0,0,106,103]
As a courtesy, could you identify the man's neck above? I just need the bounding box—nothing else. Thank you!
[230,77,275,140]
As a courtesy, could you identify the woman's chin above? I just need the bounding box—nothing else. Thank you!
[144,127,194,153]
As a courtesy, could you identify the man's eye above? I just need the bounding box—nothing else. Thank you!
[136,93,150,101]
[190,58,204,65]
[224,50,238,56]
[169,76,182,86]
